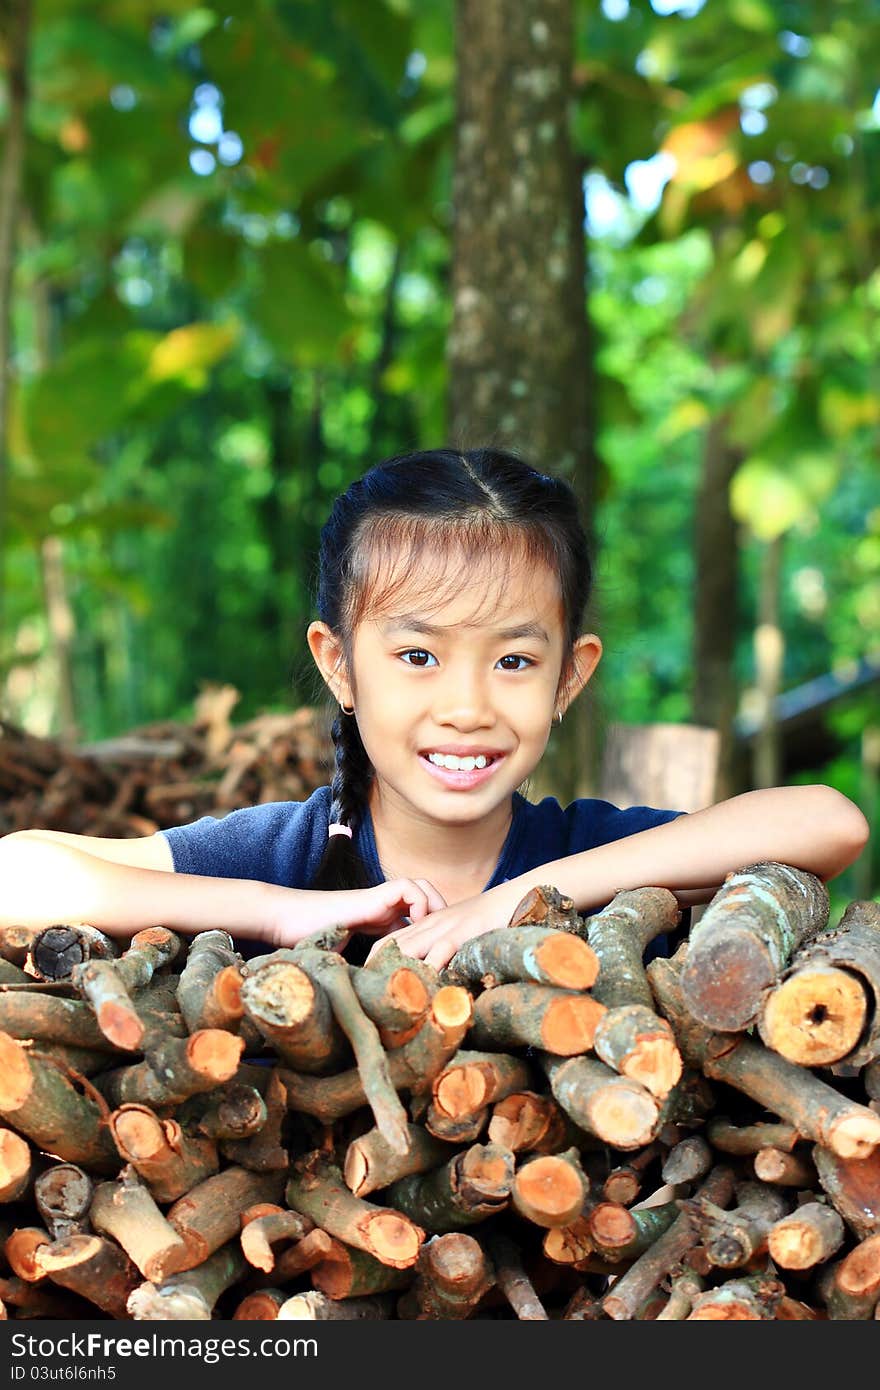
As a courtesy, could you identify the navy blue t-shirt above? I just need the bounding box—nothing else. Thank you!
[160,786,687,959]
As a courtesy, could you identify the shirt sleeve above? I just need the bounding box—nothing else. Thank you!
[159,797,326,890]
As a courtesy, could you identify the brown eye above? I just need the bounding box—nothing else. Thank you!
[400,649,435,667]
[498,655,532,671]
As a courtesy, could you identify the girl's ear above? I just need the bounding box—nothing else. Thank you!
[558,633,603,713]
[306,621,353,708]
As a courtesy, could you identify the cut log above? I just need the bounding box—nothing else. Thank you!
[310,1238,411,1300]
[767,1201,845,1269]
[109,1105,219,1203]
[191,1083,268,1140]
[127,1242,248,1321]
[35,1233,140,1318]
[29,924,118,981]
[220,1070,287,1172]
[542,1215,595,1267]
[752,1145,817,1188]
[34,1163,92,1240]
[449,926,598,992]
[431,1051,533,1122]
[706,1116,800,1156]
[176,930,245,1033]
[511,1148,588,1228]
[468,982,606,1056]
[601,1165,736,1319]
[423,1103,488,1144]
[90,1168,191,1282]
[240,960,348,1073]
[687,1270,785,1320]
[277,1290,393,1320]
[386,1143,514,1234]
[286,1152,424,1269]
[166,1166,284,1267]
[487,1091,570,1155]
[5,1227,51,1283]
[542,1054,661,1150]
[240,1207,312,1272]
[656,1269,705,1320]
[274,1229,336,1283]
[397,1232,493,1320]
[98,1029,244,1108]
[813,1143,880,1240]
[0,1031,117,1170]
[587,1201,679,1264]
[0,1127,31,1202]
[820,1234,880,1319]
[506,884,583,933]
[0,989,183,1053]
[593,1004,682,1099]
[344,1124,450,1198]
[233,1288,287,1320]
[681,862,829,1031]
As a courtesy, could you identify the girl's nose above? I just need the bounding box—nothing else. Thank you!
[433,670,495,728]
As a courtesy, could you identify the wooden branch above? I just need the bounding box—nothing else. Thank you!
[220,1070,287,1172]
[423,1103,488,1143]
[34,1163,92,1240]
[655,1269,705,1320]
[661,1134,712,1186]
[586,887,682,1011]
[397,1233,493,1320]
[311,1237,412,1300]
[511,1148,588,1228]
[587,1201,679,1264]
[449,926,598,991]
[468,982,606,1056]
[166,1166,284,1266]
[484,1232,545,1319]
[752,1145,817,1187]
[386,1143,514,1234]
[592,1003,682,1098]
[706,1116,800,1156]
[5,1227,50,1283]
[681,862,829,1031]
[295,944,410,1154]
[274,1229,335,1283]
[29,924,118,981]
[190,1083,268,1140]
[680,1181,787,1269]
[233,1288,288,1320]
[344,1123,450,1198]
[35,1233,140,1318]
[72,927,181,1050]
[507,885,583,933]
[90,1168,191,1281]
[601,1165,736,1319]
[820,1233,880,1319]
[767,1201,845,1269]
[0,988,183,1053]
[127,1241,248,1320]
[286,1152,424,1269]
[280,987,472,1124]
[0,1031,117,1170]
[109,1104,219,1203]
[176,930,246,1033]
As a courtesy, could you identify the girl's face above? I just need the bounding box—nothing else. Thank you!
[309,548,601,828]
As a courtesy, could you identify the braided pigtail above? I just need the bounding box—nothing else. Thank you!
[308,705,375,892]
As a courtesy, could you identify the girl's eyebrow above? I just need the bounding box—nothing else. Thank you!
[379,616,551,644]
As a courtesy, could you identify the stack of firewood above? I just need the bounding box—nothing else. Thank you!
[0,686,332,837]
[1,863,880,1321]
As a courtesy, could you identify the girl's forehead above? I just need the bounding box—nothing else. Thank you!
[360,547,563,630]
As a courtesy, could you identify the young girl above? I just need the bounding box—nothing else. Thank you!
[0,448,869,970]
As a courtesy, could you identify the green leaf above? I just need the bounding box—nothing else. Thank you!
[250,241,352,364]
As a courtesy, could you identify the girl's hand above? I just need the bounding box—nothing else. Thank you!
[365,889,509,970]
[273,878,448,948]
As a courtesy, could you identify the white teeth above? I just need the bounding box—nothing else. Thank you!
[427,752,492,771]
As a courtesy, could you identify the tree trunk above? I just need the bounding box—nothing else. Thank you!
[692,408,741,800]
[449,0,598,805]
[0,0,31,654]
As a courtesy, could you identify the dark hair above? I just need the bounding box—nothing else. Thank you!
[306,447,594,892]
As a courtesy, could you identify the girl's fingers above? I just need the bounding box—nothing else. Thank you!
[413,879,448,915]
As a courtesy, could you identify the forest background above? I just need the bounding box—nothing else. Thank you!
[0,0,878,914]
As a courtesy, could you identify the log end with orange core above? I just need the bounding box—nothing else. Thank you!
[363,1211,424,1269]
[186,1029,245,1081]
[96,1001,144,1052]
[540,995,607,1056]
[760,965,867,1067]
[513,1155,586,1228]
[0,1033,35,1110]
[533,934,599,991]
[587,1079,660,1150]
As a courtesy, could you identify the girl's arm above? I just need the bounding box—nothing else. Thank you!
[0,833,446,945]
[375,785,870,968]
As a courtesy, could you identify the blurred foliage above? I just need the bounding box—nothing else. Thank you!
[0,0,878,902]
